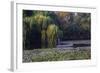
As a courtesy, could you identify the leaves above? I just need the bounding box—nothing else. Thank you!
[23,10,91,49]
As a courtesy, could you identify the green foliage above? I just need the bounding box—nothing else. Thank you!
[41,30,46,48]
[58,30,63,40]
[46,24,59,48]
[31,49,91,62]
[23,17,32,49]
[23,11,58,49]
[23,10,91,49]
[74,13,91,31]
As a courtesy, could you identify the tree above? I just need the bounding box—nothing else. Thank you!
[23,10,91,49]
[46,24,59,48]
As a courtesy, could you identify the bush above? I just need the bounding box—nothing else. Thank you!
[31,49,91,62]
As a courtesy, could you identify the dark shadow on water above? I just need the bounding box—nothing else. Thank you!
[73,44,90,48]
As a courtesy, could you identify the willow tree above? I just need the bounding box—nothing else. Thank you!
[23,11,60,49]
[23,17,33,49]
[33,13,53,48]
[46,24,59,48]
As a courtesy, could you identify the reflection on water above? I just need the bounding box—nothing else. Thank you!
[56,40,90,48]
